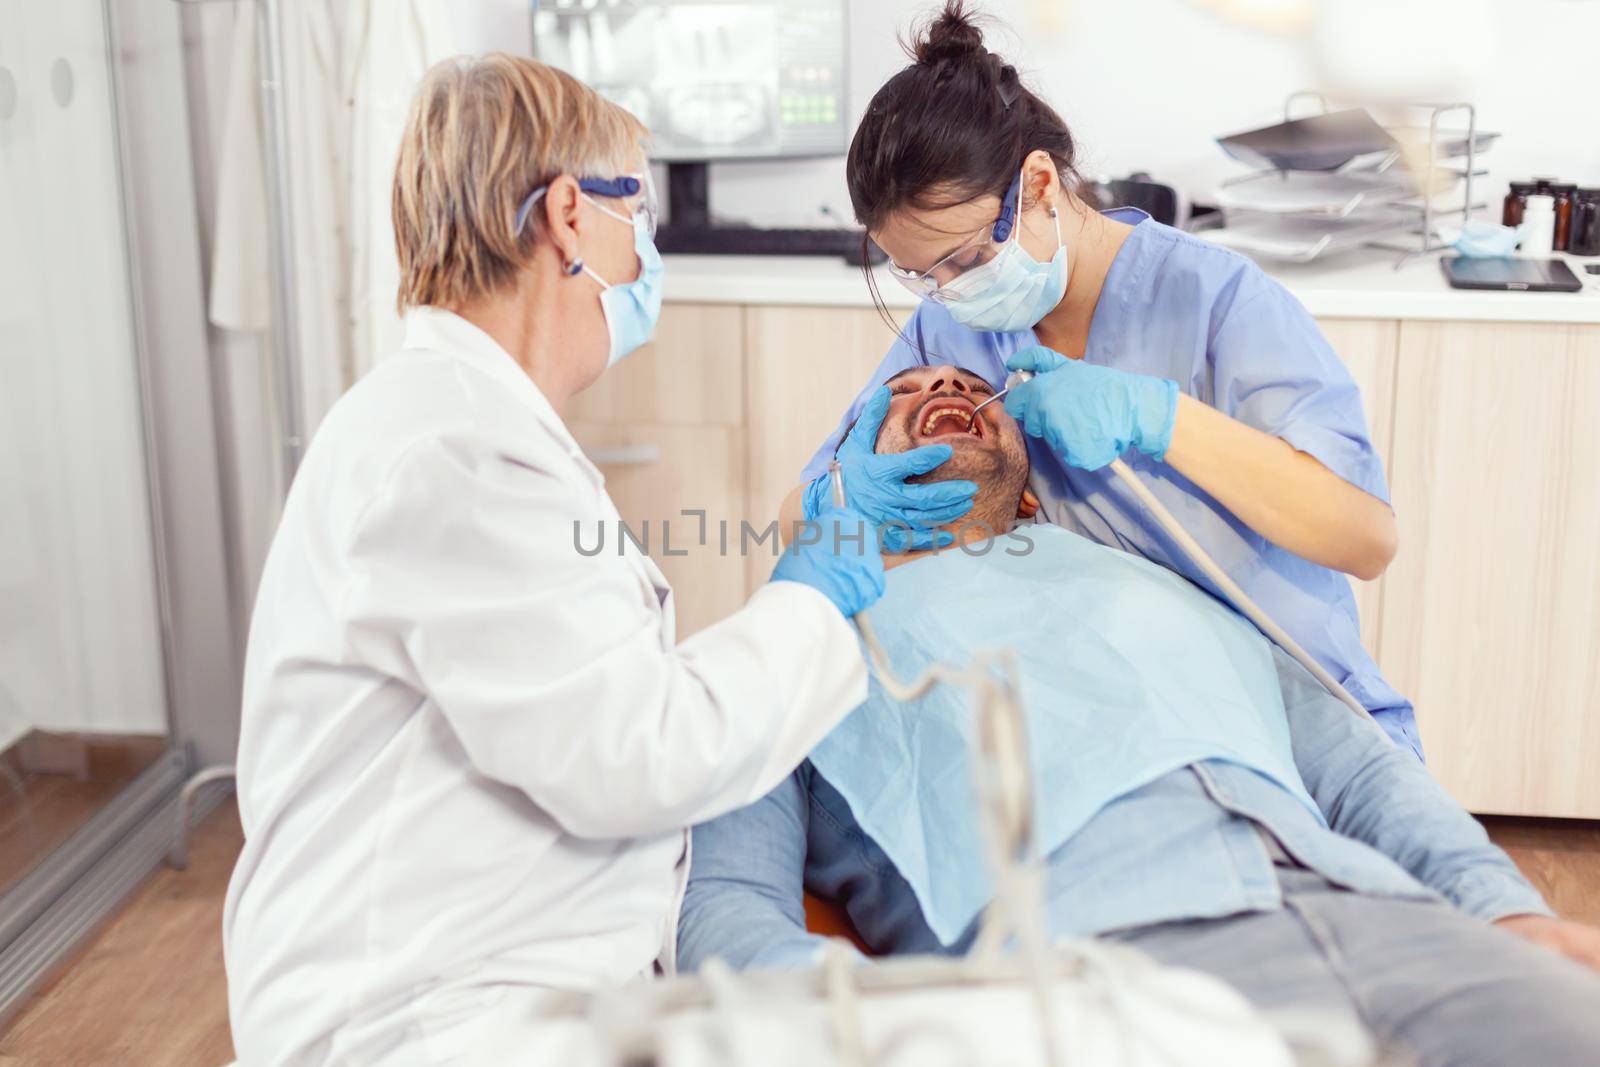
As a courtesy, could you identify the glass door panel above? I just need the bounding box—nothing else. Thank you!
[0,0,173,896]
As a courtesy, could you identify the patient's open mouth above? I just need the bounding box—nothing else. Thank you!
[916,395,985,440]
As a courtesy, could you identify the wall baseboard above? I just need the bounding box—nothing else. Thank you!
[2,729,169,780]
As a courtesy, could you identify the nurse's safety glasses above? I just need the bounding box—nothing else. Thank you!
[886,173,1023,302]
[514,170,660,239]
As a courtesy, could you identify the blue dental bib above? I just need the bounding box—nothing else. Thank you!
[809,524,1323,945]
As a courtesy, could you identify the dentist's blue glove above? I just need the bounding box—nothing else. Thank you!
[770,506,886,617]
[1002,346,1179,470]
[801,386,975,553]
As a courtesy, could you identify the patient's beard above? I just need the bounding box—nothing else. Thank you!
[907,441,1030,543]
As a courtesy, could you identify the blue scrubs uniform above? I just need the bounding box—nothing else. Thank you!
[799,209,1422,758]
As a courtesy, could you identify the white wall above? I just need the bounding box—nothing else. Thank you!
[696,0,1600,229]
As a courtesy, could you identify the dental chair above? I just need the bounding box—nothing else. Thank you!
[804,892,871,955]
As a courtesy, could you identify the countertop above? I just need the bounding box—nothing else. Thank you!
[662,248,1600,325]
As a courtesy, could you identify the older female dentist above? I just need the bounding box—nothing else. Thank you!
[224,55,883,1065]
[783,1,1419,757]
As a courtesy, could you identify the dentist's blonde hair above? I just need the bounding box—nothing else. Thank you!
[392,53,646,313]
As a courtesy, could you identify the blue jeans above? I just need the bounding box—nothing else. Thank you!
[1109,868,1600,1067]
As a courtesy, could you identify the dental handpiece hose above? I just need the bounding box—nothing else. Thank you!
[1108,454,1369,723]
[828,460,1056,1067]
[1001,369,1374,728]
[827,460,967,702]
[833,369,1377,732]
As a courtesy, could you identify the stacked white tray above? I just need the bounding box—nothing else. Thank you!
[1205,102,1491,264]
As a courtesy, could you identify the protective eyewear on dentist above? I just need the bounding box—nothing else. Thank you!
[514,170,661,240]
[514,170,665,367]
[884,171,1026,297]
[884,169,1070,334]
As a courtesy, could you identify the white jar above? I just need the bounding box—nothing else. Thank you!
[1521,194,1556,256]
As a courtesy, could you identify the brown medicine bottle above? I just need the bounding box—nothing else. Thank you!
[1502,181,1534,226]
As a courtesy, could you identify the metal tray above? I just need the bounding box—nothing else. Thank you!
[1215,171,1421,219]
[1216,109,1396,172]
[1203,208,1417,263]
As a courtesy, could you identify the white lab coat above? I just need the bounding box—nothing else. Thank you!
[223,307,866,1066]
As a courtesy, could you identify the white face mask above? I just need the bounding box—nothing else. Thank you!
[939,189,1069,333]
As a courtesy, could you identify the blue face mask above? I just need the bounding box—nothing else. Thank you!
[941,180,1069,334]
[1450,219,1522,258]
[581,198,664,366]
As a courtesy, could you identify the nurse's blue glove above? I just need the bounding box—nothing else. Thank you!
[1002,346,1179,471]
[770,506,886,617]
[801,386,975,554]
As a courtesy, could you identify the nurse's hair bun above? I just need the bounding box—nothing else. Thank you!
[913,1,988,67]
[849,0,1088,289]
[909,2,1022,105]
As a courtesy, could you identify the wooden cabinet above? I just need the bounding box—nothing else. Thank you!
[568,304,744,427]
[1379,321,1600,817]
[568,305,749,637]
[1309,317,1600,818]
[742,306,900,591]
[1315,318,1399,657]
[567,421,748,638]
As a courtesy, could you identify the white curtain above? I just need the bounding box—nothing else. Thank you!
[342,0,457,382]
[207,0,459,441]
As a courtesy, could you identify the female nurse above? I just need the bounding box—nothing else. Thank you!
[780,1,1420,758]
[225,55,884,1064]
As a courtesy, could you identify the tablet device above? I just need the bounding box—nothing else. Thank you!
[1442,256,1583,292]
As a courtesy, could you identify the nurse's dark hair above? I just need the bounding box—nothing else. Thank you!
[849,2,1085,232]
[848,1,1088,330]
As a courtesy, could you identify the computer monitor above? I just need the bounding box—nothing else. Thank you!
[530,0,850,235]
[531,0,848,160]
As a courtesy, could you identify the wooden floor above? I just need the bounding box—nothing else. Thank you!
[0,802,241,1067]
[0,733,168,899]
[1479,815,1600,924]
[0,803,1594,1066]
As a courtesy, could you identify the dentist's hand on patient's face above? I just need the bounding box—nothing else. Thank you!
[1496,914,1600,974]
[803,386,976,553]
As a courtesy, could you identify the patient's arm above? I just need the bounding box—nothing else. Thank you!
[677,768,835,972]
[1276,648,1552,922]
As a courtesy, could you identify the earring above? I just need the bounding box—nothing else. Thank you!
[564,257,584,277]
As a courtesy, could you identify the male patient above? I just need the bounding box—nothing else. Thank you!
[679,364,1600,1065]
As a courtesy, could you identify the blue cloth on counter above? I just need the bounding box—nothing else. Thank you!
[798,209,1422,758]
[808,524,1323,945]
[1450,220,1523,257]
[677,643,1550,974]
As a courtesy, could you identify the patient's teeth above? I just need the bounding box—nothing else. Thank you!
[920,405,977,435]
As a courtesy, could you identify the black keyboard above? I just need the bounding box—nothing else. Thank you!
[656,224,886,265]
